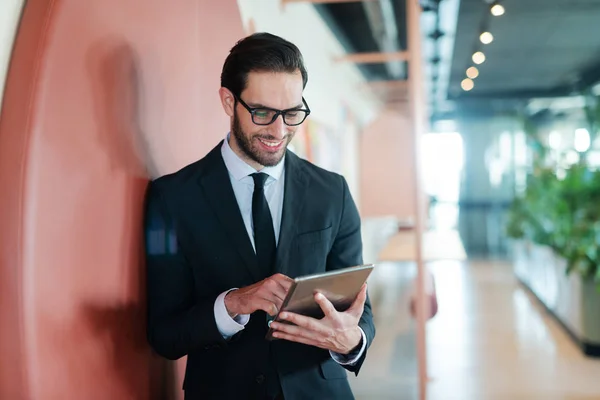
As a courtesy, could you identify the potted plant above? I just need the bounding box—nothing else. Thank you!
[506,101,600,356]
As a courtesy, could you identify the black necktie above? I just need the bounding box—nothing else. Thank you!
[251,173,276,275]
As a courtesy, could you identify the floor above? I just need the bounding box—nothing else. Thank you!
[348,259,600,400]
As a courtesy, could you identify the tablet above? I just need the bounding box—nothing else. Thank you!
[265,264,374,340]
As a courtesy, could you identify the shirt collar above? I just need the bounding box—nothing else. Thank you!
[221,132,285,182]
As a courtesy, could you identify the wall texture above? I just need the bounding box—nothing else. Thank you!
[0,1,244,398]
[360,107,416,221]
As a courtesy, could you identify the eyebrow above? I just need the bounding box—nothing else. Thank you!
[248,102,304,110]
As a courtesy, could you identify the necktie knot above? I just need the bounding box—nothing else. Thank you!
[252,172,269,190]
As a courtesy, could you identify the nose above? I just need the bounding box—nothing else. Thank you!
[269,114,286,139]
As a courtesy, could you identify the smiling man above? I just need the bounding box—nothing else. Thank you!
[144,32,375,400]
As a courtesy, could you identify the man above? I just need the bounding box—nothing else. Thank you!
[144,32,375,400]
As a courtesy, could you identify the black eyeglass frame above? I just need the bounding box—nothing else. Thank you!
[234,94,311,126]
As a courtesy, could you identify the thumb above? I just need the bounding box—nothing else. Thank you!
[348,283,367,316]
[315,291,337,318]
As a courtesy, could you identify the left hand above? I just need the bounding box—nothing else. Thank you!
[269,283,367,355]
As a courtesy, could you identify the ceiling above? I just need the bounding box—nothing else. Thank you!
[313,1,410,104]
[313,0,600,121]
[314,0,408,81]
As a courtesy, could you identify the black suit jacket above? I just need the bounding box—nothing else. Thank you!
[144,141,375,400]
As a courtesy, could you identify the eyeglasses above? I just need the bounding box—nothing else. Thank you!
[234,95,311,126]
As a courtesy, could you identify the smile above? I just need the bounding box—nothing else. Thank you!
[258,138,284,149]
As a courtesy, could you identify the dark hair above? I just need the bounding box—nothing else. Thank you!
[221,32,308,97]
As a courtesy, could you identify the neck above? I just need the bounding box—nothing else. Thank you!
[227,135,265,171]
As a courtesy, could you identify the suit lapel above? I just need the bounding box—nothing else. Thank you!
[198,143,260,282]
[275,151,309,277]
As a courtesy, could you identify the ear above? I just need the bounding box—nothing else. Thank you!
[219,87,235,118]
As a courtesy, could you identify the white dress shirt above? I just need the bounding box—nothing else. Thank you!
[213,133,366,365]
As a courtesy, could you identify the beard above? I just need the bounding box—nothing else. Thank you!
[231,110,293,167]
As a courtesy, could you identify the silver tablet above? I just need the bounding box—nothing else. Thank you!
[265,264,374,340]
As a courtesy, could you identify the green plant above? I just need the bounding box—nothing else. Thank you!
[518,111,547,168]
[507,98,600,291]
[583,89,600,150]
[507,164,600,290]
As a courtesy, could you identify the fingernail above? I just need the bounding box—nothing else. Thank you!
[280,312,287,319]
[316,293,324,300]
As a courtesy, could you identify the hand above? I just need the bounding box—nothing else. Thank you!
[224,273,294,317]
[270,283,367,355]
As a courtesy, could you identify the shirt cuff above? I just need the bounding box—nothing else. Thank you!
[329,327,367,366]
[214,289,250,339]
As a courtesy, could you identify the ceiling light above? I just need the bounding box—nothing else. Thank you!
[565,151,580,165]
[548,131,561,150]
[575,128,591,152]
[480,32,494,44]
[491,4,505,16]
[461,78,474,91]
[472,51,486,64]
[466,66,479,79]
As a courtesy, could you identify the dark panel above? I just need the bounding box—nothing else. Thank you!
[313,2,389,81]
[392,0,408,50]
[313,0,409,82]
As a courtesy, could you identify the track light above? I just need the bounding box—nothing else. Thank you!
[461,78,474,91]
[491,4,505,16]
[472,51,486,64]
[466,67,479,79]
[480,32,494,44]
[429,29,444,40]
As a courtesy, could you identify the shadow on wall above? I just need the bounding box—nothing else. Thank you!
[83,39,179,400]
[87,38,159,179]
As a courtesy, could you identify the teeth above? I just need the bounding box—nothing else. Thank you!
[259,139,282,148]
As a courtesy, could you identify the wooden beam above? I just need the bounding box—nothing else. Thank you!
[334,51,410,64]
[407,0,429,399]
[384,98,409,105]
[362,80,409,91]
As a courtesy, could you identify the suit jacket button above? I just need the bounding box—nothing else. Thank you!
[255,374,265,384]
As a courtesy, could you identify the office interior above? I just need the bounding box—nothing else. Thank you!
[2,0,600,399]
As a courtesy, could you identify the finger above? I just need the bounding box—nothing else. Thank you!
[259,292,285,311]
[272,273,294,292]
[273,273,293,283]
[262,278,288,303]
[278,312,326,334]
[314,292,337,318]
[271,331,324,349]
[348,284,367,315]
[256,299,279,316]
[270,322,321,341]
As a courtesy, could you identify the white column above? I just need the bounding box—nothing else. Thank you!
[0,0,25,112]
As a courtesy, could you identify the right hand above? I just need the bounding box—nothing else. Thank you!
[224,273,294,317]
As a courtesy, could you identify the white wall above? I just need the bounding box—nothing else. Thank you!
[0,0,24,112]
[341,109,361,209]
[236,0,381,206]
[236,0,379,128]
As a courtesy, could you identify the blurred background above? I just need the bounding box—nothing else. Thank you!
[2,0,600,399]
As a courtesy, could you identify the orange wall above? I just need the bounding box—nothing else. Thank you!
[0,1,243,399]
[360,107,416,220]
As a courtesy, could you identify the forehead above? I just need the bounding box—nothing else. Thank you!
[243,70,303,107]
